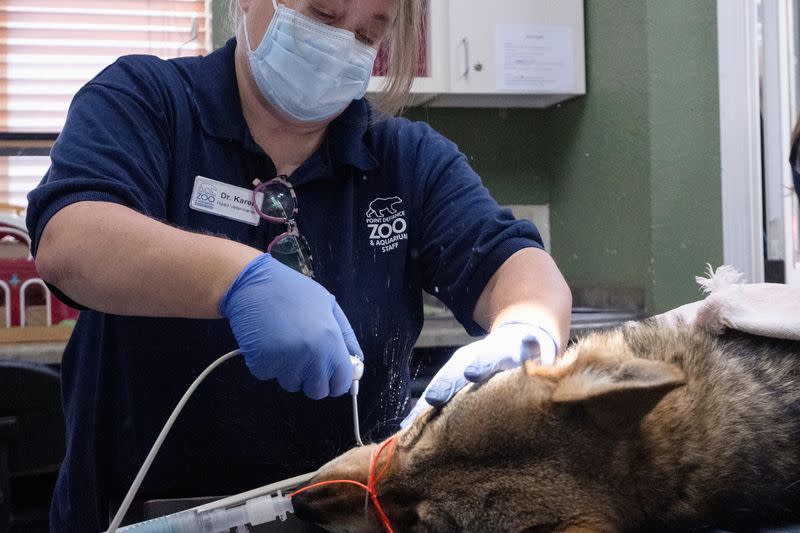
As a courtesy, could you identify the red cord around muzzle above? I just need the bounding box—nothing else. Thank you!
[290,436,398,533]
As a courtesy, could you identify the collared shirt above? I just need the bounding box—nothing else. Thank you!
[26,39,544,532]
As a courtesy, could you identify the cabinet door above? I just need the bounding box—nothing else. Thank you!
[447,0,584,95]
[368,0,449,96]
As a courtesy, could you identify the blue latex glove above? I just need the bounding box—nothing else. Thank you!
[219,254,362,400]
[401,321,557,427]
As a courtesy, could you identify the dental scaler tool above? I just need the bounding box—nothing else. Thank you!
[350,355,364,446]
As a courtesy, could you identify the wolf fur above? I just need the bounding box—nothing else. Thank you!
[293,321,800,532]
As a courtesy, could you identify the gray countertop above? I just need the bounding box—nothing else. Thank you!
[0,308,644,364]
[0,341,65,365]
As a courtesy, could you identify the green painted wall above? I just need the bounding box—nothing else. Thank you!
[529,0,721,313]
[404,108,550,204]
[210,0,723,313]
[645,0,722,312]
[543,1,653,299]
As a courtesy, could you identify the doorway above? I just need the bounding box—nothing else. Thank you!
[760,0,800,284]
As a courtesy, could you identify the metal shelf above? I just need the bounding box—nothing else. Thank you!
[416,308,644,348]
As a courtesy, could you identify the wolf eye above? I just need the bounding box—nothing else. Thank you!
[525,523,562,533]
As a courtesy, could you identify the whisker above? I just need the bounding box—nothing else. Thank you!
[784,478,800,491]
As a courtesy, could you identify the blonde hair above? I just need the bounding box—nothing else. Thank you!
[226,0,422,116]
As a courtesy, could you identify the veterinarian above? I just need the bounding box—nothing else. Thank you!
[26,0,571,530]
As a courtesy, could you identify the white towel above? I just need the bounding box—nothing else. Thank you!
[647,265,800,341]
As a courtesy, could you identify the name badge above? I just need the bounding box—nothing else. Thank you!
[189,176,264,226]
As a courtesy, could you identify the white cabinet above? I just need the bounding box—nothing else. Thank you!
[368,0,586,108]
[443,0,585,107]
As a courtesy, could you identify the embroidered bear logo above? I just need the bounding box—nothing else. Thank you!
[366,197,402,218]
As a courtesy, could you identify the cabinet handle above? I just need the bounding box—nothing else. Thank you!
[461,37,470,78]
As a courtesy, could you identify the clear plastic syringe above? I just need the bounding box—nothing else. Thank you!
[113,491,293,533]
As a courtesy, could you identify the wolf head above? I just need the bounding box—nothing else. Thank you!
[292,330,686,533]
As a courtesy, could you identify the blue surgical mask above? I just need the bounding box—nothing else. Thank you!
[243,0,378,123]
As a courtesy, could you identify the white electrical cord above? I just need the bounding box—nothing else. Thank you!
[106,349,240,533]
[352,393,363,446]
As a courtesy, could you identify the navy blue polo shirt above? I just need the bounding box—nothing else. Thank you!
[27,39,544,532]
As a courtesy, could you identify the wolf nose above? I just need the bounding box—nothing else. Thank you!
[291,489,329,525]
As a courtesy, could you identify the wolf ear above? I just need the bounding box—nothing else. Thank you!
[551,358,686,432]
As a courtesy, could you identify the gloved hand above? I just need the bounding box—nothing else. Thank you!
[219,253,362,400]
[401,321,557,427]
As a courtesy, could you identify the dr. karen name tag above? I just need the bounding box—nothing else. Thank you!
[189,175,264,226]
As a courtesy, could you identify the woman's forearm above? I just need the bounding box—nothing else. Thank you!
[35,201,261,318]
[474,247,573,351]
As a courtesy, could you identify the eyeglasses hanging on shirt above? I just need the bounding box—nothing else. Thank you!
[252,176,315,278]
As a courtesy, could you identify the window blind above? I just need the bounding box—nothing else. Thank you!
[0,153,47,206]
[1,0,210,133]
[0,0,209,207]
